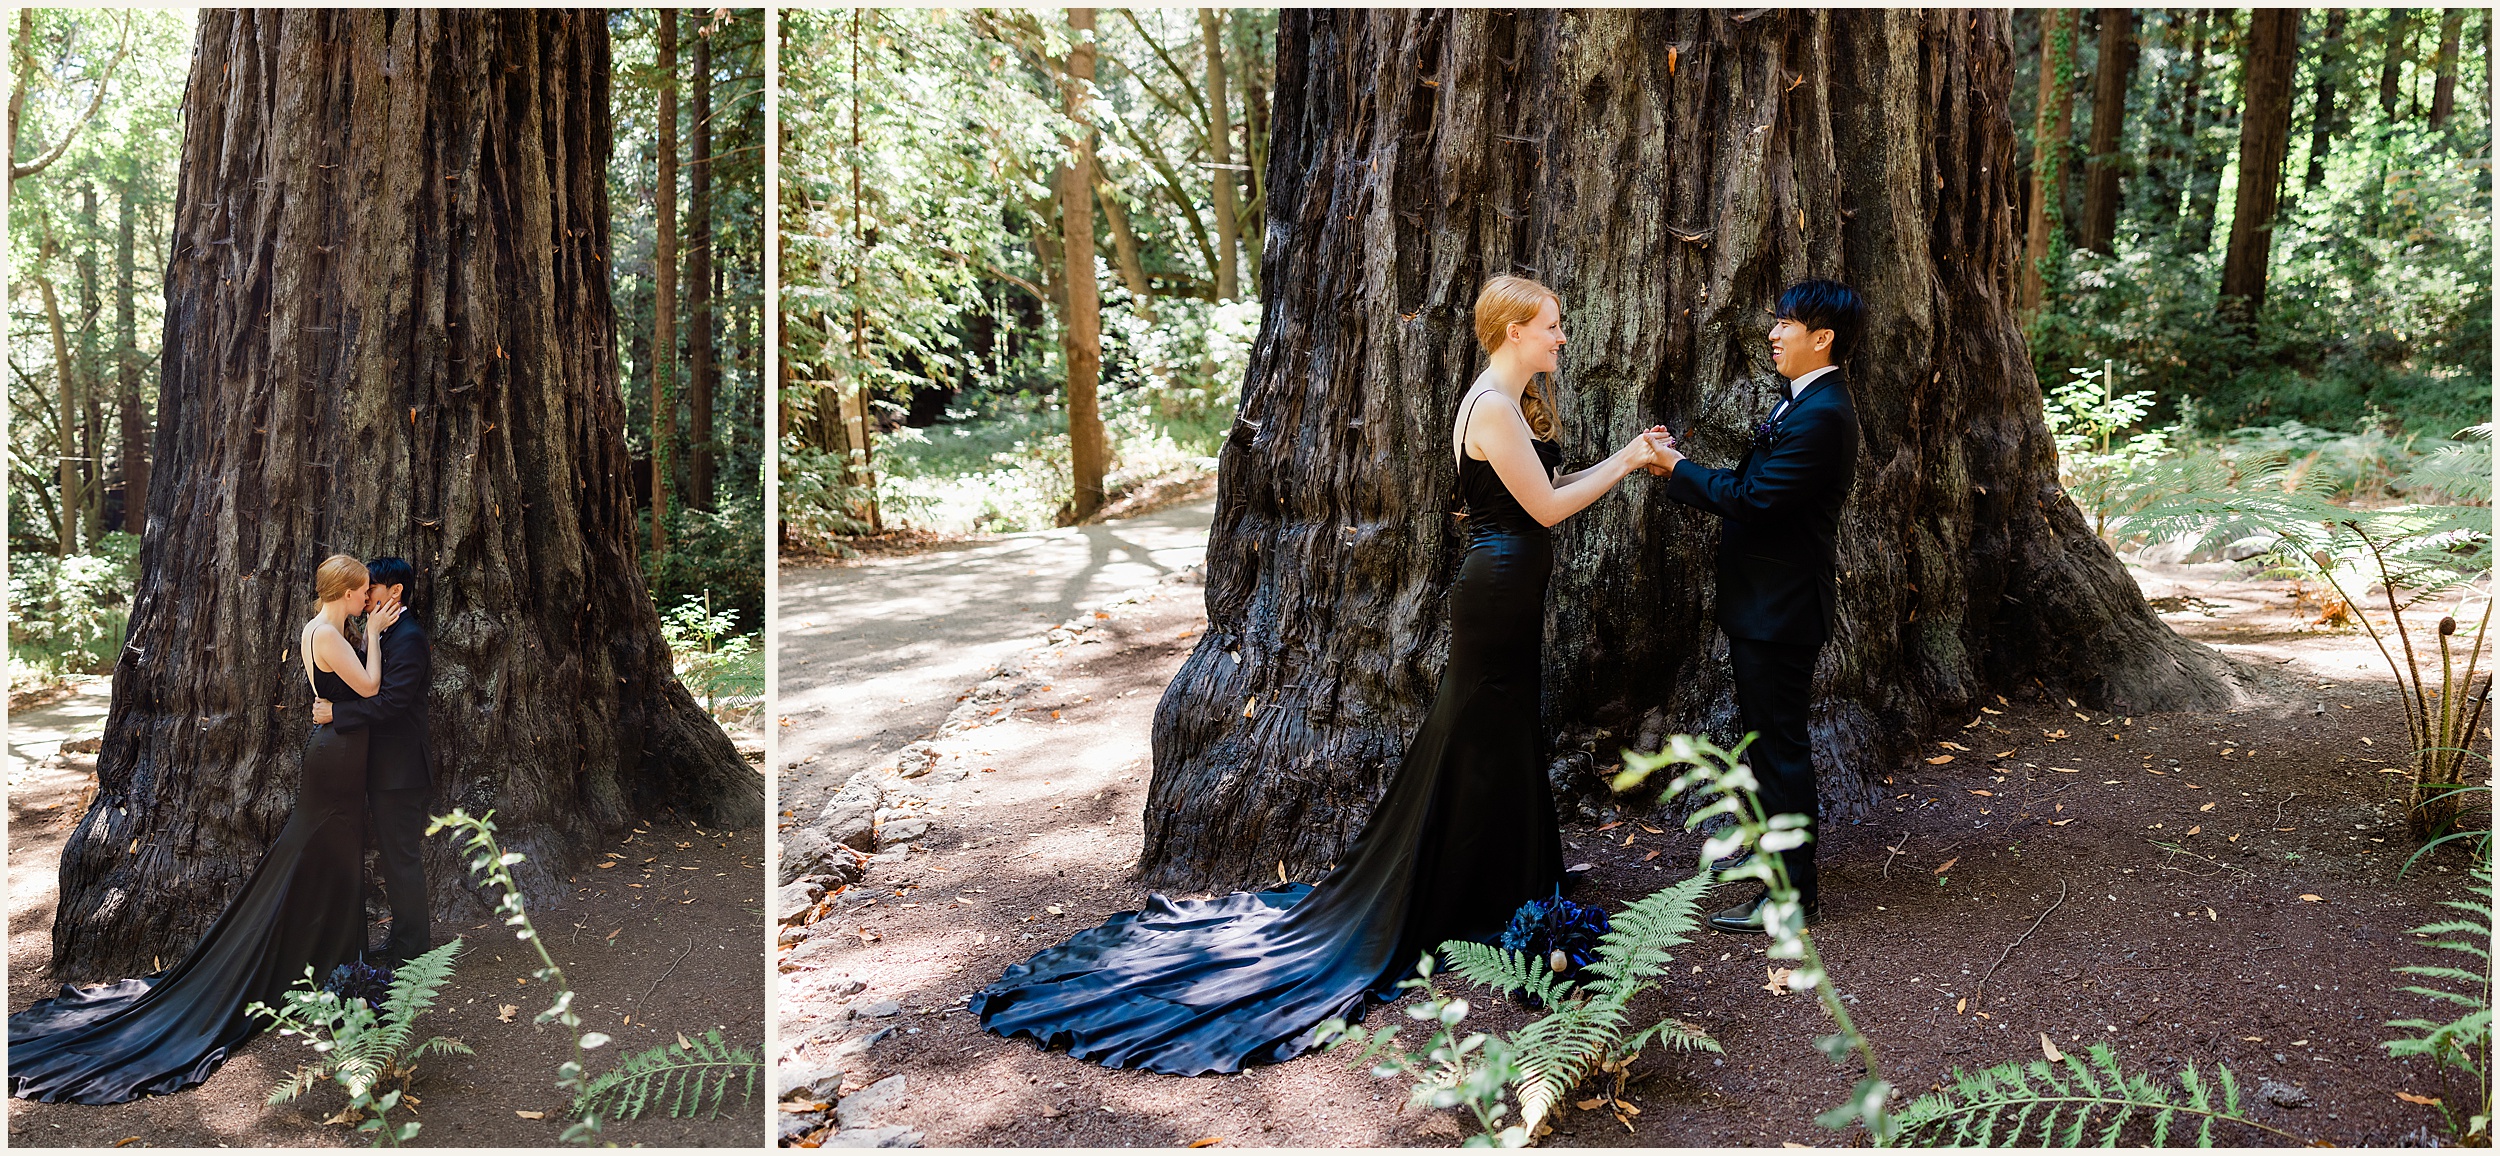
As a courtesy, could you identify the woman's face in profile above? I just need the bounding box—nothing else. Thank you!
[1512,297,1565,375]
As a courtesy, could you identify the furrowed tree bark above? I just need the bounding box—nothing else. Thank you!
[2219,8,2301,325]
[1060,8,1107,524]
[118,171,146,536]
[2430,8,2465,128]
[688,23,715,510]
[59,8,761,983]
[651,9,677,552]
[1141,8,2257,893]
[2078,8,2135,254]
[1201,7,1240,302]
[2305,9,2347,193]
[2020,9,2076,316]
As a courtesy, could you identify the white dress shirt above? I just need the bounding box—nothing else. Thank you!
[1770,364,1838,424]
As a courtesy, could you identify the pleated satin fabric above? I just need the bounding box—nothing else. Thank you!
[9,667,370,1103]
[973,442,1567,1075]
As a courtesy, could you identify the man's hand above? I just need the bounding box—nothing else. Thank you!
[1642,426,1683,476]
[312,698,334,725]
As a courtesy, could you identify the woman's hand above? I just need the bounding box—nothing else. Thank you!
[368,595,404,637]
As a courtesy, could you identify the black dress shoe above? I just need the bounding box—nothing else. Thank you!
[1706,890,1820,935]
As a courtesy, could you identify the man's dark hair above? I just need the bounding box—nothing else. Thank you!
[1774,279,1867,362]
[367,556,416,590]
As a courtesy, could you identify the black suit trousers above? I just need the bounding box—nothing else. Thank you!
[1727,634,1821,903]
[369,786,433,959]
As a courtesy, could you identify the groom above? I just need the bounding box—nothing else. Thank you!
[312,557,436,965]
[1647,279,1864,934]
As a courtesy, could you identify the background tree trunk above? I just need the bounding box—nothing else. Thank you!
[2179,8,2236,256]
[2429,8,2465,128]
[1140,8,2254,893]
[1060,8,1107,523]
[58,8,761,983]
[688,23,715,511]
[1201,7,1240,302]
[2305,9,2347,193]
[2078,8,2135,254]
[1096,171,1157,323]
[2379,9,2412,120]
[117,171,146,536]
[41,265,79,555]
[80,183,106,541]
[2219,8,2301,325]
[651,9,677,551]
[2020,9,2076,315]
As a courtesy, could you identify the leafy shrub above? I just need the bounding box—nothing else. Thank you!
[1317,955,1530,1147]
[641,495,762,632]
[7,531,141,682]
[659,593,760,722]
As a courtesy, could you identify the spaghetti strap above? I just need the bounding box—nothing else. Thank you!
[1454,390,1493,470]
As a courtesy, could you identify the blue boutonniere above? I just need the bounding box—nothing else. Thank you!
[1750,412,1784,452]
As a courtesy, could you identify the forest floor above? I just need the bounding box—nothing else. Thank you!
[774,541,2490,1148]
[6,682,768,1148]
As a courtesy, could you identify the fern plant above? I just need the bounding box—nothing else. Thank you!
[2384,864,2493,1144]
[573,1027,761,1122]
[247,938,472,1147]
[1885,1043,2305,1147]
[1437,872,1722,1138]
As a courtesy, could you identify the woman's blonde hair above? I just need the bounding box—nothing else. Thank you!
[1472,274,1559,440]
[314,554,368,605]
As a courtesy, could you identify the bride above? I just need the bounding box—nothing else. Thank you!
[974,275,1661,1075]
[10,554,400,1103]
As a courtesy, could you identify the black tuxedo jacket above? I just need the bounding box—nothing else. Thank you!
[1663,370,1861,645]
[328,616,434,792]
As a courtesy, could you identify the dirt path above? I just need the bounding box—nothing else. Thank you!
[7,683,767,1148]
[775,551,2489,1148]
[776,500,1214,823]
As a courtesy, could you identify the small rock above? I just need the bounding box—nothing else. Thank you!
[894,742,941,779]
[777,925,810,948]
[877,816,933,847]
[819,773,887,852]
[778,879,826,920]
[777,1109,829,1145]
[835,1074,907,1130]
[855,998,902,1019]
[2259,1078,2311,1108]
[824,1125,921,1148]
[779,1064,847,1102]
[778,826,835,887]
[829,975,867,997]
[2223,534,2283,562]
[828,1025,894,1063]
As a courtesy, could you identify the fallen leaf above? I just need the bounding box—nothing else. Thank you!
[2360,736,2374,745]
[1969,789,1994,796]
[1763,967,1794,996]
[1981,706,2003,714]
[1577,1097,1608,1110]
[2396,1091,2442,1106]
[2041,1033,2064,1061]
[2185,826,2201,836]
[1188,1138,1225,1149]
[2207,907,2217,920]
[2199,802,2215,811]
[1996,750,2018,758]
[1640,825,1664,834]
[1933,857,1959,875]
[497,1003,518,1023]
[1596,821,1624,832]
[1642,850,1661,861]
[2051,766,2081,773]
[516,1110,547,1120]
[1927,755,1955,764]
[2299,894,2323,902]
[1956,997,1968,1014]
[2042,728,2070,740]
[1046,905,1064,915]
[2049,819,2075,826]
[1622,832,1636,846]
[1940,741,1971,751]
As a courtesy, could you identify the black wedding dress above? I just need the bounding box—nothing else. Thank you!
[973,424,1567,1076]
[9,666,371,1104]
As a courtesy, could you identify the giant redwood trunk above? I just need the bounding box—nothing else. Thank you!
[1142,9,2259,892]
[59,9,762,982]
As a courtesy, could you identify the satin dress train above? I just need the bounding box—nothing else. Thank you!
[9,667,371,1103]
[973,439,1568,1076]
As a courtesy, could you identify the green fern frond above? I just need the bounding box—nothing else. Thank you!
[1886,1044,2305,1147]
[572,1028,761,1122]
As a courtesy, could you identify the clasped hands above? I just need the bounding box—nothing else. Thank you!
[1625,426,1683,477]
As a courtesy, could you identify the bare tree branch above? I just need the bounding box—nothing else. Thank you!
[10,13,133,185]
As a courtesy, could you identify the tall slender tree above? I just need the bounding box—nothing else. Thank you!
[2180,8,2237,256]
[1060,8,1107,523]
[2078,8,2137,254]
[1201,7,1240,302]
[2380,9,2414,119]
[2305,9,2348,193]
[2430,7,2467,128]
[79,182,105,540]
[116,169,145,535]
[688,20,716,510]
[2020,9,2076,315]
[651,9,678,552]
[57,9,759,981]
[2219,7,2303,324]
